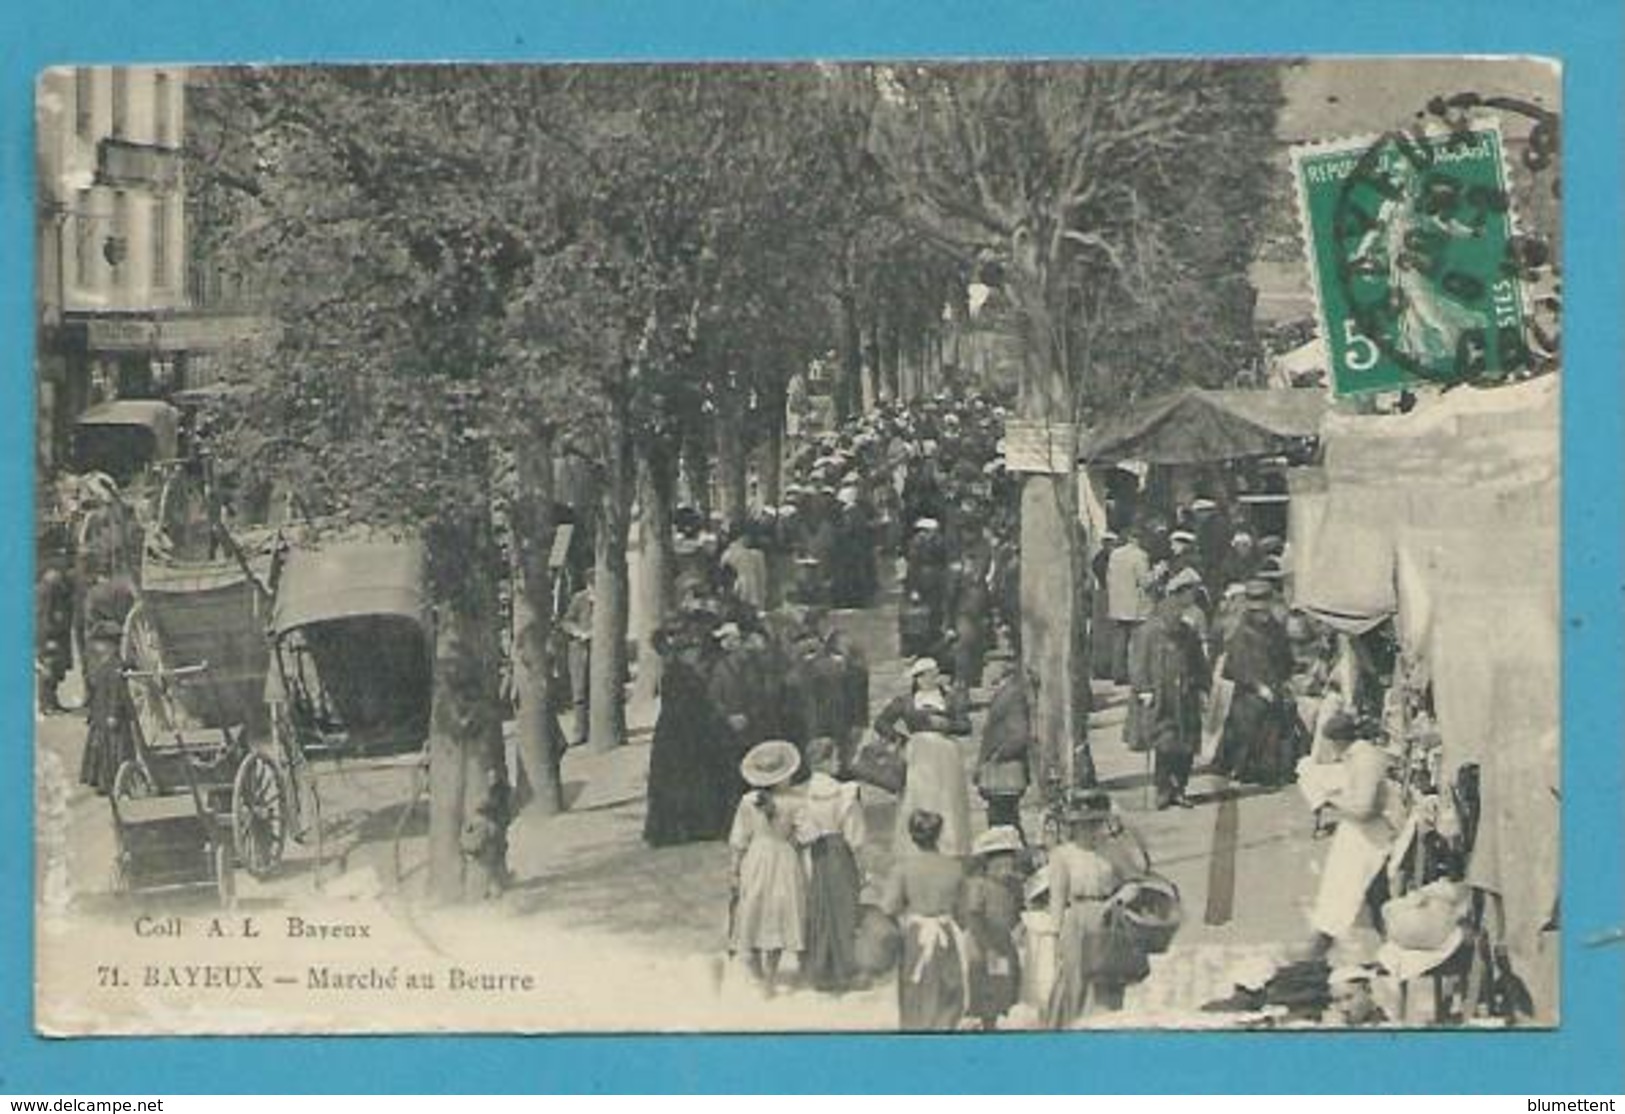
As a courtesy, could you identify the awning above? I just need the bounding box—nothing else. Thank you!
[271,537,429,635]
[1291,377,1558,636]
[1080,388,1327,465]
[74,401,180,461]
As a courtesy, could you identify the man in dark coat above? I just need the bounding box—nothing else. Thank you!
[1218,578,1299,785]
[947,530,993,694]
[706,623,765,798]
[1129,569,1210,809]
[802,607,871,759]
[975,663,1035,833]
[784,629,851,752]
[830,489,875,608]
[905,518,950,644]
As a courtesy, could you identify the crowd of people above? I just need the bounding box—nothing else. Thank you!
[620,389,1205,1029]
[1093,497,1316,811]
[35,474,145,797]
[630,388,1021,850]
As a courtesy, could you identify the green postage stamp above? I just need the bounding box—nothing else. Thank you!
[1292,123,1528,397]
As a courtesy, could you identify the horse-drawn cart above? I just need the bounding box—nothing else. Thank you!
[111,537,280,904]
[265,534,434,884]
[109,524,435,900]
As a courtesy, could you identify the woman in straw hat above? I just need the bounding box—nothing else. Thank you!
[728,740,808,995]
[960,825,1026,1029]
[1044,791,1152,1027]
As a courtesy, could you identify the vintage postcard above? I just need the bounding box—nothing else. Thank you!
[33,56,1560,1034]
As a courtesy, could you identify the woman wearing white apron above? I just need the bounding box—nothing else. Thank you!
[1309,712,1400,952]
[875,658,974,859]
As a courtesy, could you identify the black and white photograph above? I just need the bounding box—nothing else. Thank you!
[32,56,1560,1034]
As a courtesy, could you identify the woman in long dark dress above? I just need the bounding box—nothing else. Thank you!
[1218,581,1302,786]
[79,626,135,796]
[643,631,734,847]
[796,736,866,992]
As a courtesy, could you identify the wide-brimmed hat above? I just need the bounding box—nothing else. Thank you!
[740,740,801,789]
[915,517,940,530]
[1191,497,1218,512]
[908,656,940,678]
[1170,530,1196,545]
[972,825,1024,858]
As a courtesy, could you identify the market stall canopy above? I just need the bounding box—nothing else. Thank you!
[271,536,429,635]
[1080,388,1327,465]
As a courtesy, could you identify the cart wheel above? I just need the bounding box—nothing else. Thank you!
[112,759,153,800]
[121,602,179,751]
[214,839,236,908]
[232,752,286,878]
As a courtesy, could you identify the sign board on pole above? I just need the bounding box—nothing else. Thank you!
[548,523,575,570]
[1002,419,1078,475]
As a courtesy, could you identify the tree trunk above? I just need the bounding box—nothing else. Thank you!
[881,319,902,403]
[838,284,863,424]
[681,434,712,517]
[761,408,784,511]
[751,375,787,512]
[427,510,510,904]
[511,431,565,818]
[1019,475,1094,795]
[863,316,883,412]
[1012,246,1093,801]
[588,424,631,753]
[630,441,675,708]
[716,387,749,531]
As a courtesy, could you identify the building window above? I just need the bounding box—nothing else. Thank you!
[110,68,129,138]
[151,197,169,290]
[154,73,172,146]
[73,190,95,291]
[73,69,93,138]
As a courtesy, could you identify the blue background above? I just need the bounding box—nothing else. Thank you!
[3,0,1621,1094]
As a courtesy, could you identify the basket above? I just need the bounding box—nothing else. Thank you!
[853,904,900,977]
[1117,874,1183,955]
[849,732,906,794]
